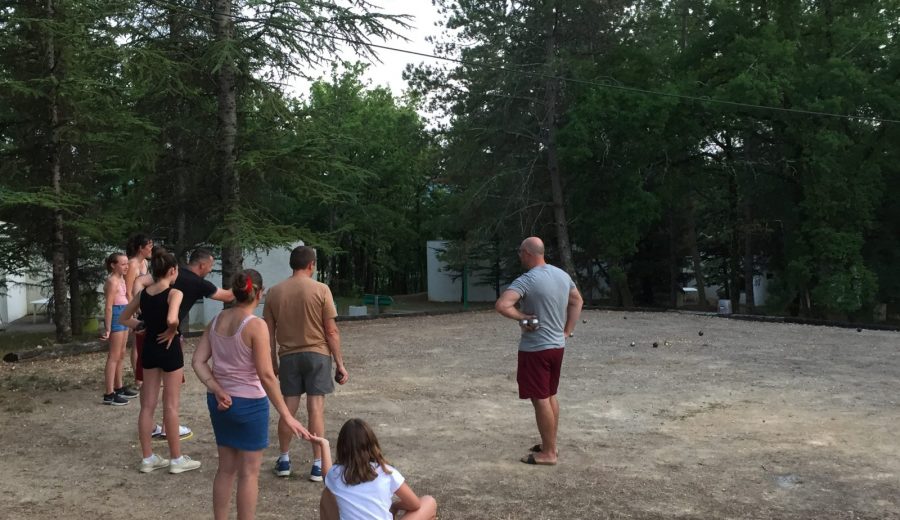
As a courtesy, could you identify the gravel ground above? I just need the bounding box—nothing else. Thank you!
[0,309,898,519]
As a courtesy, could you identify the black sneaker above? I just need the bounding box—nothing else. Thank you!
[115,386,138,399]
[103,392,129,406]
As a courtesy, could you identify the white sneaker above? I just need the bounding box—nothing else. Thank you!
[139,454,170,473]
[152,424,193,441]
[168,455,201,474]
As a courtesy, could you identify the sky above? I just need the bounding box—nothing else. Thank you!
[290,1,446,97]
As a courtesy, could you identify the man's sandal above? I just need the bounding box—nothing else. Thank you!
[520,454,557,466]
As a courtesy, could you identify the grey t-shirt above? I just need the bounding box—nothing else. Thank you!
[507,264,576,352]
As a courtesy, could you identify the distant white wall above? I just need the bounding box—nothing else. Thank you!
[1,273,27,323]
[426,240,501,303]
[195,241,304,329]
[695,273,769,308]
[1,272,46,324]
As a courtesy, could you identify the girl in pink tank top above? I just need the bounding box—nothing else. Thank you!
[192,269,311,519]
[101,252,135,405]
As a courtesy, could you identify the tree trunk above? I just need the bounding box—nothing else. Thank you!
[727,165,742,309]
[685,200,710,308]
[668,209,679,307]
[68,235,82,336]
[611,261,634,307]
[46,0,71,343]
[175,146,187,258]
[742,203,755,313]
[214,0,242,288]
[169,11,188,260]
[542,4,576,280]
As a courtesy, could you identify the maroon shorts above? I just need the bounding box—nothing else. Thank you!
[517,348,565,400]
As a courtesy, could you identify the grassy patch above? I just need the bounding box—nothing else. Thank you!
[1,372,85,393]
[0,331,97,356]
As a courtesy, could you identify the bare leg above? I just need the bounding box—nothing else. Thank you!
[277,395,302,455]
[162,368,184,459]
[235,449,263,520]
[112,331,126,389]
[550,394,559,451]
[397,495,437,520]
[307,395,325,461]
[530,397,558,464]
[138,369,162,458]
[104,332,126,394]
[128,331,140,387]
[319,488,339,520]
[213,446,238,520]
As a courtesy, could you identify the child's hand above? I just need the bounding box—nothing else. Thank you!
[99,330,110,341]
[158,327,178,348]
[309,433,330,447]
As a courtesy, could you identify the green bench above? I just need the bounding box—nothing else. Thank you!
[362,294,394,313]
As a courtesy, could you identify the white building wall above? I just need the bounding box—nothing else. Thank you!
[426,240,501,303]
[698,273,769,308]
[1,272,43,324]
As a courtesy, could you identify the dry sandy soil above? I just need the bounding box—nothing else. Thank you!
[0,310,898,519]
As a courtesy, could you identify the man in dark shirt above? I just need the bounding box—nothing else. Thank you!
[173,248,234,331]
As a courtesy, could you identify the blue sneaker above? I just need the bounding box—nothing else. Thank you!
[274,458,291,477]
[309,464,323,482]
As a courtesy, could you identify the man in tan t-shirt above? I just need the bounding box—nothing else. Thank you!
[264,245,348,481]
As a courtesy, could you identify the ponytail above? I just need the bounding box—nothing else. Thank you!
[232,269,263,304]
[150,247,177,280]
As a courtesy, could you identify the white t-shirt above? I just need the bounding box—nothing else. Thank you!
[324,463,405,520]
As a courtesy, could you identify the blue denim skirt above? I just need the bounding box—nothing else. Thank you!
[207,393,270,451]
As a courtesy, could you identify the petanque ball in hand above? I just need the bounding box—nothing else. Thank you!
[334,374,342,383]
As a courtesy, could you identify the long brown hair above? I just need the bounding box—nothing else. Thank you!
[335,418,392,485]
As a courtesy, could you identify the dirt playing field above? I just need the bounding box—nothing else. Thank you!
[0,310,898,519]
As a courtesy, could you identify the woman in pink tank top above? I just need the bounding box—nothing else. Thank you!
[192,269,311,520]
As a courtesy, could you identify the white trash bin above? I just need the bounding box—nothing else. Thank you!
[348,305,368,317]
[717,299,732,315]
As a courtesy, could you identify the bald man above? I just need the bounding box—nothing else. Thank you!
[495,237,583,465]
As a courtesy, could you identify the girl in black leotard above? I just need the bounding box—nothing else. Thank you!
[119,248,201,474]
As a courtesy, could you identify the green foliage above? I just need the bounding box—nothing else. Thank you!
[415,0,899,316]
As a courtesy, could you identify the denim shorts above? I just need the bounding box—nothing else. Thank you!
[110,304,128,333]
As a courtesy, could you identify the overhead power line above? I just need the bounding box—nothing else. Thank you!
[143,0,899,125]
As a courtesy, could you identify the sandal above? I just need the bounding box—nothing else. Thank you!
[520,453,557,466]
